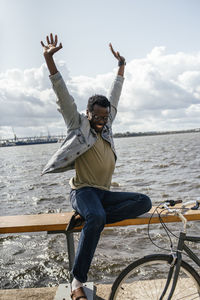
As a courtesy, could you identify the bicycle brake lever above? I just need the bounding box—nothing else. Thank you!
[191,201,200,210]
[166,200,182,207]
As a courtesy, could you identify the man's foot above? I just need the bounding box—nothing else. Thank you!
[71,287,87,300]
[66,211,84,232]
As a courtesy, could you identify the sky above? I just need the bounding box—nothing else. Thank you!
[1,0,200,138]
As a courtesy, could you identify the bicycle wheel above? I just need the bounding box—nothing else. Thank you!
[109,254,200,300]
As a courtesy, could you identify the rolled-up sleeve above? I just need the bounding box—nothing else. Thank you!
[50,72,80,130]
[108,75,124,122]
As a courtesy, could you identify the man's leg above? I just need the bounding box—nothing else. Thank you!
[70,187,106,283]
[102,191,152,224]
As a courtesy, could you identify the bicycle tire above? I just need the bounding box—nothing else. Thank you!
[109,254,200,300]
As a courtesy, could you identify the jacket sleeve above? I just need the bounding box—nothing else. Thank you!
[50,72,80,130]
[108,75,124,123]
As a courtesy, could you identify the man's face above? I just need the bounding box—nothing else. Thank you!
[87,104,109,133]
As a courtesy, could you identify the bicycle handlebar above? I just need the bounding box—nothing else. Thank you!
[162,200,194,232]
[165,200,182,207]
[165,199,200,210]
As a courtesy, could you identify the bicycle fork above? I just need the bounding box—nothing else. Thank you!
[159,233,185,300]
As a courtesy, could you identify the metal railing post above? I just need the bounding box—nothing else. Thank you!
[48,229,76,283]
[65,231,75,283]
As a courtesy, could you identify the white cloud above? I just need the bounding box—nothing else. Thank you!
[116,47,200,132]
[1,47,200,138]
[0,62,70,138]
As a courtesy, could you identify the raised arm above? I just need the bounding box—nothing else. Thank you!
[41,33,63,75]
[107,43,125,122]
[109,43,126,77]
[41,34,80,130]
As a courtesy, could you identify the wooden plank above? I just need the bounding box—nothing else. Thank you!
[0,212,73,234]
[0,206,199,234]
[105,206,200,227]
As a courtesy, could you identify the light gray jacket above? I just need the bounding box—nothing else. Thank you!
[42,71,124,175]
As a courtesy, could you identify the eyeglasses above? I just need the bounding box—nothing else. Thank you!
[91,114,109,122]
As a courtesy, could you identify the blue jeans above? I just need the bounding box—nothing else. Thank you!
[70,187,152,283]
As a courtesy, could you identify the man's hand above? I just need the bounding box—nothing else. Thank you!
[109,43,125,76]
[41,33,62,75]
[41,33,62,57]
[109,43,126,66]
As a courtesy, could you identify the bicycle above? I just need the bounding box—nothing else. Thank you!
[109,199,200,300]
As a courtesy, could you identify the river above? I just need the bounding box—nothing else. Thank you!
[0,132,199,288]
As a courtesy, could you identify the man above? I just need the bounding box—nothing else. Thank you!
[41,33,152,300]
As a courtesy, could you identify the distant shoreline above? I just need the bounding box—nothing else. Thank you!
[113,128,200,138]
[1,128,199,145]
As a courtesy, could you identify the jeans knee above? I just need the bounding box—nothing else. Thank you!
[87,212,106,230]
[143,194,152,212]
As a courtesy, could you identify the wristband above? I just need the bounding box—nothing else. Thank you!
[118,60,126,66]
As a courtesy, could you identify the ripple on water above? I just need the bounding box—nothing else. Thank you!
[0,133,200,288]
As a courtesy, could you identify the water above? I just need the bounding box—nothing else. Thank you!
[0,132,200,288]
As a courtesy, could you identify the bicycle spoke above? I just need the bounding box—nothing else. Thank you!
[109,255,200,300]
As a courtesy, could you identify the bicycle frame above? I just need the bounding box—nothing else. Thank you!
[109,200,200,300]
[181,232,200,267]
[160,231,200,299]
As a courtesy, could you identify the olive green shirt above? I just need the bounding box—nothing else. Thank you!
[70,133,115,190]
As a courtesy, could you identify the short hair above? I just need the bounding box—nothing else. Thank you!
[87,94,110,112]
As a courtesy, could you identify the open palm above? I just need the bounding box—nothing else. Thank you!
[109,43,125,63]
[41,33,62,56]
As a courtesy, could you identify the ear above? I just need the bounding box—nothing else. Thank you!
[86,109,89,118]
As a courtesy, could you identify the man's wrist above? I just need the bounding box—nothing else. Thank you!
[43,52,53,60]
[118,60,126,67]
